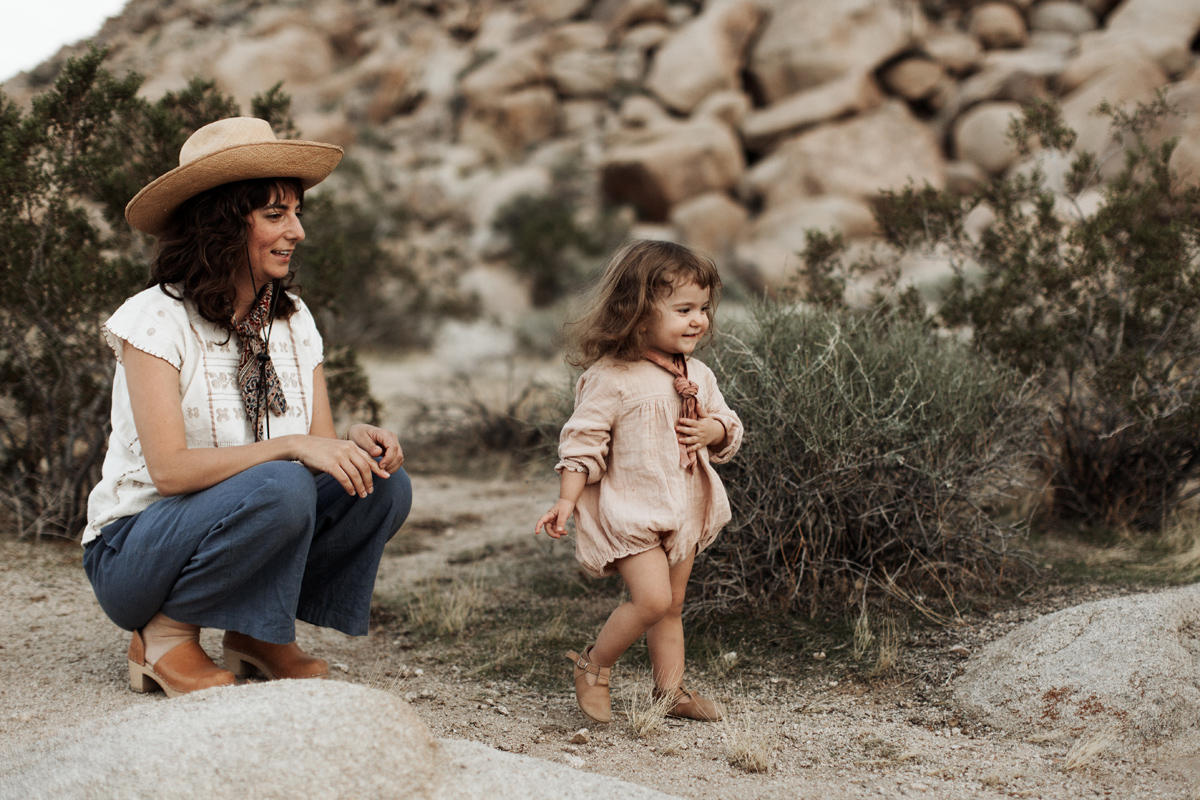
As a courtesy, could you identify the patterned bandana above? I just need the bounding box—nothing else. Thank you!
[233,283,287,441]
[643,348,699,471]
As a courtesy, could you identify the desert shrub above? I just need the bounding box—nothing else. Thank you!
[0,50,385,538]
[492,161,628,307]
[405,368,570,473]
[862,97,1200,531]
[695,303,1033,617]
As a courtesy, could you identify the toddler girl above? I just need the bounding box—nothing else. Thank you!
[535,240,742,724]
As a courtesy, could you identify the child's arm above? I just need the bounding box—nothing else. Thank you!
[535,469,587,539]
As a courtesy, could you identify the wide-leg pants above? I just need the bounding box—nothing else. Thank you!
[83,461,412,644]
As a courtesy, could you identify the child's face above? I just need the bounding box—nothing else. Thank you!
[645,281,711,356]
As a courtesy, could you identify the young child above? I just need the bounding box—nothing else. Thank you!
[535,239,742,724]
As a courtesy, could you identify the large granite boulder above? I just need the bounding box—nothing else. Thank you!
[748,0,917,103]
[644,0,766,114]
[602,118,745,221]
[742,101,945,209]
[954,584,1200,762]
[0,681,439,800]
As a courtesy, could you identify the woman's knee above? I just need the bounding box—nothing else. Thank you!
[241,461,317,530]
[375,467,412,537]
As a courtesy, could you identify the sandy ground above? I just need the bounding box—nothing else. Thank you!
[1,354,1197,798]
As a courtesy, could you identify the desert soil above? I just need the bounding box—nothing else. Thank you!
[1,354,1197,799]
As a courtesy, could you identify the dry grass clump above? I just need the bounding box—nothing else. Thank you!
[405,574,485,636]
[1062,725,1119,771]
[723,708,778,773]
[852,606,905,676]
[623,677,675,739]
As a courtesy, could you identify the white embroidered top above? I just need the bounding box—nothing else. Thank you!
[82,285,324,545]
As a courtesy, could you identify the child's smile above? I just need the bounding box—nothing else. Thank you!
[645,281,711,356]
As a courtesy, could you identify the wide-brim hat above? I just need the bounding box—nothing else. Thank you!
[125,117,343,236]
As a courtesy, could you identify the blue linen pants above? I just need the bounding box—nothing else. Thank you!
[83,461,412,644]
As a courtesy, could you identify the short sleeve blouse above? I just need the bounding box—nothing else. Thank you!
[82,285,324,544]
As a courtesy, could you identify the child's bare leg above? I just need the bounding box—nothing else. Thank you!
[589,547,673,667]
[646,548,695,690]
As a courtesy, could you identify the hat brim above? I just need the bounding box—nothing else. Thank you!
[125,140,344,236]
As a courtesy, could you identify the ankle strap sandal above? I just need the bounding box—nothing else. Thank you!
[565,645,612,724]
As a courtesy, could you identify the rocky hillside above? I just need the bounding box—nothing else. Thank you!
[7,0,1200,332]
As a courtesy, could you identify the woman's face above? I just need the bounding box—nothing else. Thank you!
[244,190,305,287]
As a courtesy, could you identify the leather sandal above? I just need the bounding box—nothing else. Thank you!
[654,685,725,721]
[222,631,329,681]
[128,629,236,698]
[565,645,612,723]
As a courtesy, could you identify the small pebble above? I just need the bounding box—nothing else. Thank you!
[570,729,590,744]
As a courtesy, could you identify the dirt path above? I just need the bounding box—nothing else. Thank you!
[1,471,1194,799]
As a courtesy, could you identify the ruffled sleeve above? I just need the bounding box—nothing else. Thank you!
[695,359,743,464]
[101,287,188,368]
[554,365,622,484]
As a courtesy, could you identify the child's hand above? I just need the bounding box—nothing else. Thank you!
[676,409,727,454]
[535,500,575,539]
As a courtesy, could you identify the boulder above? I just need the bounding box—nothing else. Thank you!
[644,0,767,114]
[459,39,547,104]
[593,0,670,30]
[0,681,439,800]
[669,192,749,259]
[968,3,1029,50]
[1062,0,1200,89]
[694,90,753,130]
[618,94,670,128]
[212,25,335,110]
[923,28,984,76]
[741,72,885,152]
[460,87,562,158]
[953,101,1024,175]
[742,101,945,209]
[748,0,918,103]
[526,0,592,23]
[602,119,745,221]
[880,56,947,101]
[1028,1,1098,34]
[550,50,619,98]
[1061,57,1168,157]
[735,196,878,285]
[954,584,1200,761]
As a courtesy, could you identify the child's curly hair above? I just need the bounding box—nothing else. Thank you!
[565,239,722,368]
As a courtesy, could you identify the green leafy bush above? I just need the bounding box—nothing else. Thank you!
[864,97,1200,530]
[0,50,386,538]
[695,303,1033,617]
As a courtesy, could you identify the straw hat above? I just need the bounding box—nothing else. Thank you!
[125,117,343,236]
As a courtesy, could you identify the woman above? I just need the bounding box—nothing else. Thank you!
[82,117,412,697]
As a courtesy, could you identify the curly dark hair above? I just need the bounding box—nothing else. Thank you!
[148,177,305,327]
[565,239,722,368]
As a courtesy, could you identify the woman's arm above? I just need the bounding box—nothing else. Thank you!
[125,344,386,498]
[310,364,405,473]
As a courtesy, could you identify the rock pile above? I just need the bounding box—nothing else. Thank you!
[7,0,1200,324]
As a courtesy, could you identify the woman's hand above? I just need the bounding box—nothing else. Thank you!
[676,409,727,454]
[347,424,404,473]
[292,435,389,498]
[535,499,575,539]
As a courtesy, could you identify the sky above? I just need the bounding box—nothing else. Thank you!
[1,0,130,82]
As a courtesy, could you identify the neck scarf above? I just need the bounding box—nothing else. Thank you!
[643,348,699,470]
[233,283,287,441]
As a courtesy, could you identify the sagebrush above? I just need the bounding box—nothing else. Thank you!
[696,303,1033,616]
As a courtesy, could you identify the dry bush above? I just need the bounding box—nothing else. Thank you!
[406,368,569,473]
[723,708,778,773]
[698,304,1034,617]
[405,574,484,636]
[1062,725,1119,771]
[622,675,675,738]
